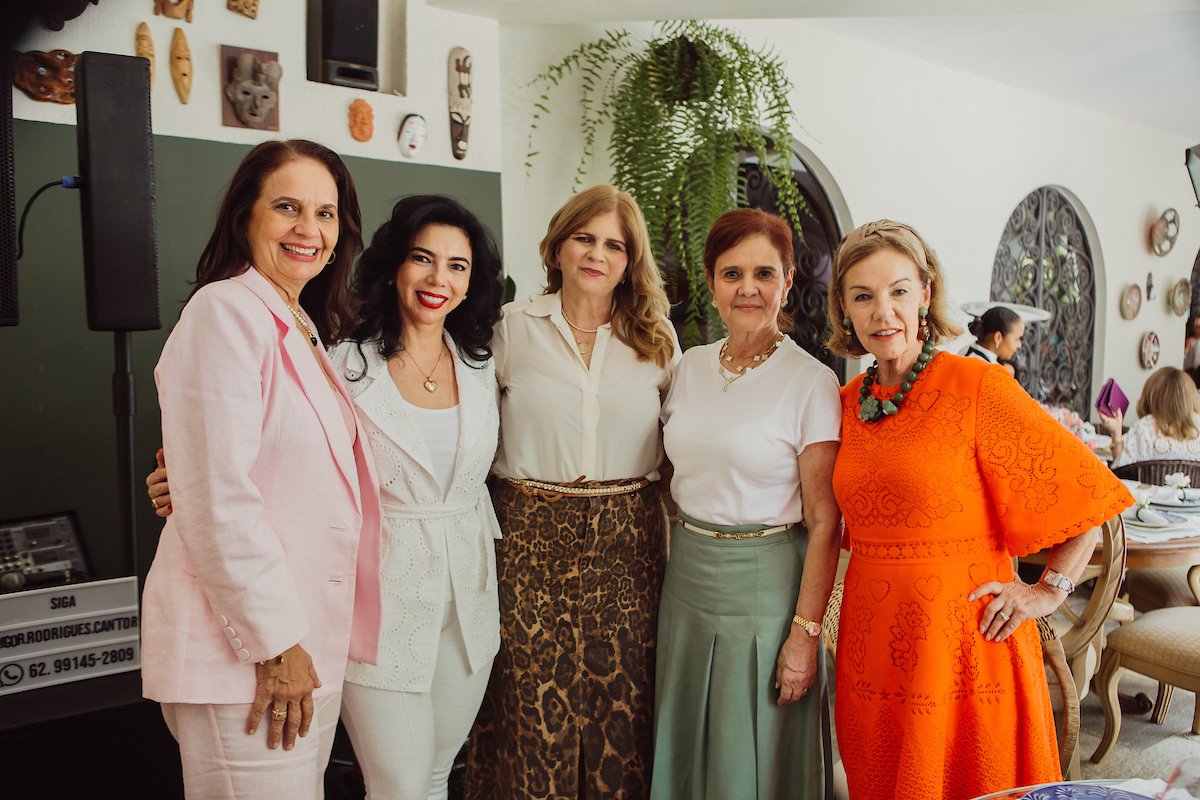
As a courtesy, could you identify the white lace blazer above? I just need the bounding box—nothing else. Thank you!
[332,335,501,692]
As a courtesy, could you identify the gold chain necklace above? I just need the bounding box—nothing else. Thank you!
[716,333,784,392]
[561,308,606,356]
[401,342,446,393]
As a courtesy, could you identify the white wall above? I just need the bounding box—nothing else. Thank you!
[498,19,1199,410]
[13,0,501,172]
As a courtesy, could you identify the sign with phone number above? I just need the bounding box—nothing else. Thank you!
[0,577,139,696]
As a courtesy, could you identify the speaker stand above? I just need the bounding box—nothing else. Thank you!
[113,332,138,577]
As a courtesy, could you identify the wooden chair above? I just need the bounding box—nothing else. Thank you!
[1111,459,1200,485]
[1090,605,1200,764]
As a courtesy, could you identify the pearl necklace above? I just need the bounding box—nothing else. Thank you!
[561,308,605,356]
[858,338,936,422]
[285,304,318,347]
[717,333,784,392]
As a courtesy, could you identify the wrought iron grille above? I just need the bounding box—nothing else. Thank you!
[736,146,843,374]
[990,187,1095,416]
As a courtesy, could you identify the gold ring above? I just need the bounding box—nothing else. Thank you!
[271,707,287,720]
[150,497,160,509]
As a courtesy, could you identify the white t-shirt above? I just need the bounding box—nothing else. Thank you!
[662,336,842,526]
[491,291,680,482]
[400,400,460,494]
[1111,413,1200,468]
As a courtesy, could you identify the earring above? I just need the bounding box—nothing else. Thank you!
[711,299,718,308]
[842,316,852,329]
[918,306,930,341]
[327,250,337,264]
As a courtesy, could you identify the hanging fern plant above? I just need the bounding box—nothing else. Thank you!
[526,20,807,346]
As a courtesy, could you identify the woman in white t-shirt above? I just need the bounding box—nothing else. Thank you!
[466,185,679,800]
[1100,366,1200,468]
[651,208,842,799]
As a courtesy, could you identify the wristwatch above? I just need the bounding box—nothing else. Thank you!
[1040,569,1077,594]
[792,614,822,637]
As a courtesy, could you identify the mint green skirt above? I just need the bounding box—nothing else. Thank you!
[650,512,832,800]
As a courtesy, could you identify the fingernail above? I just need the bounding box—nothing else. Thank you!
[285,743,293,751]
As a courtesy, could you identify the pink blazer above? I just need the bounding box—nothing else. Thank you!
[141,267,382,704]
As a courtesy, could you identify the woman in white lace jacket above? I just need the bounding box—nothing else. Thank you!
[1101,366,1200,468]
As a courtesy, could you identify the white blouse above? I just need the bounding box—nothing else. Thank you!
[962,342,999,363]
[662,337,842,526]
[1111,413,1200,468]
[491,291,680,482]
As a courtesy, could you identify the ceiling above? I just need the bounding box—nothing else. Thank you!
[430,0,1200,139]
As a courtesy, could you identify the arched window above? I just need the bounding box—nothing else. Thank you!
[991,187,1096,416]
[737,140,850,376]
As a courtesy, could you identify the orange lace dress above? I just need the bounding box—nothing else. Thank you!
[831,353,1132,800]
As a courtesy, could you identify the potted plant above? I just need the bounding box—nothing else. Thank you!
[526,20,806,346]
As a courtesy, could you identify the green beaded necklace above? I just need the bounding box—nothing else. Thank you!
[857,309,936,423]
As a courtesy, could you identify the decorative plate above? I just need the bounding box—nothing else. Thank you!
[1150,208,1180,256]
[1171,278,1191,316]
[1021,787,1154,800]
[1139,331,1160,369]
[1120,284,1142,320]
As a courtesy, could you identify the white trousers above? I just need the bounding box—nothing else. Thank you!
[341,582,493,800]
[161,691,341,800]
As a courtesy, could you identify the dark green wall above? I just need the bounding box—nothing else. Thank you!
[1,119,502,583]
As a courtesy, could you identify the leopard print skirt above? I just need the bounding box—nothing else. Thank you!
[464,479,668,800]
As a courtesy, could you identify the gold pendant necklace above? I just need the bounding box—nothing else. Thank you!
[402,342,446,393]
[562,308,604,357]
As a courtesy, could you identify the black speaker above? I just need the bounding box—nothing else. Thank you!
[75,52,160,332]
[0,53,17,327]
[307,0,379,91]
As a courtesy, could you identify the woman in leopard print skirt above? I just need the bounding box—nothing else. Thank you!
[464,185,678,799]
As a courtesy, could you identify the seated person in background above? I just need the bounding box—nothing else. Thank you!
[1100,366,1200,468]
[963,305,1024,377]
[1184,315,1200,371]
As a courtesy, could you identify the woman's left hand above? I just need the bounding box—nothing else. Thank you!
[774,632,818,705]
[968,578,1063,642]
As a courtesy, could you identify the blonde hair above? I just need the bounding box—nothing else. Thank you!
[825,219,963,357]
[1138,366,1200,441]
[540,185,675,367]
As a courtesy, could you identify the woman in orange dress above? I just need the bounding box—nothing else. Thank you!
[825,219,1133,800]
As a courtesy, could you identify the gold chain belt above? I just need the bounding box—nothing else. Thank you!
[675,515,794,540]
[504,477,649,497]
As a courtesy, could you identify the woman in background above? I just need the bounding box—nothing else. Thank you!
[142,139,381,799]
[826,219,1132,800]
[1100,366,1200,468]
[466,185,678,800]
[963,305,1023,376]
[651,208,841,799]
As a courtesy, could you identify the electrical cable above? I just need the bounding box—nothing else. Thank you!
[16,176,81,260]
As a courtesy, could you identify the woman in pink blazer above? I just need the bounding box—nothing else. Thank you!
[140,139,382,799]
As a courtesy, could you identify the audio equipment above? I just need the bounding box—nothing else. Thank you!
[75,52,160,332]
[307,0,379,91]
[0,513,91,594]
[1,52,17,327]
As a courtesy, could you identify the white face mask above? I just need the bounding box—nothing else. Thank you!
[397,114,427,159]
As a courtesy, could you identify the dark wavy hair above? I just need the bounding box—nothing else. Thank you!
[967,306,1021,342]
[190,139,363,343]
[347,195,504,372]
